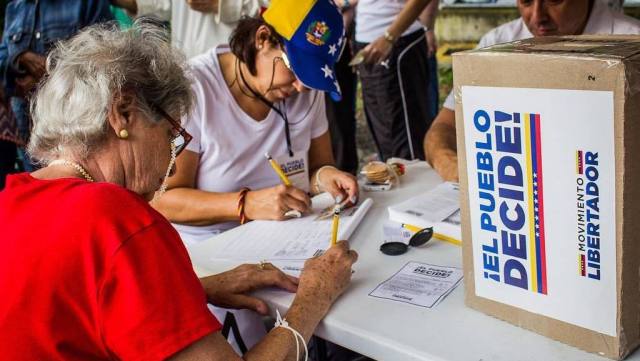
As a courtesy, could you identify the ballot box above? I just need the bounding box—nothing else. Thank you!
[453,35,640,359]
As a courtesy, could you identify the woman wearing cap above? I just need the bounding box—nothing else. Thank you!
[153,0,359,245]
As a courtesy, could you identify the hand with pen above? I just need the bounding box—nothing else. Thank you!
[244,185,311,221]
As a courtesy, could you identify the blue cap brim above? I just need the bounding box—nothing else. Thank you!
[285,42,342,102]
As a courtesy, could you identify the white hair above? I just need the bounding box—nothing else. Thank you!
[28,19,193,163]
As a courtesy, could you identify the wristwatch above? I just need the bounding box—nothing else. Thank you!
[383,30,397,44]
[342,0,351,11]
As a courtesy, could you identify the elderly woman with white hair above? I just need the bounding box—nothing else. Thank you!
[0,21,357,361]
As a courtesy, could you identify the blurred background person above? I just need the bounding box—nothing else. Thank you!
[353,0,434,161]
[134,0,269,59]
[326,0,359,175]
[0,0,114,172]
[420,0,439,121]
[0,88,21,190]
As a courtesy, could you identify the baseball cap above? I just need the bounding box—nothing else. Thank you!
[263,0,345,101]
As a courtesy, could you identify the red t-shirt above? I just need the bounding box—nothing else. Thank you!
[0,174,221,360]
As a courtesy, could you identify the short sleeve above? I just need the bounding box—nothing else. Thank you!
[443,91,455,110]
[99,221,221,361]
[183,81,205,154]
[309,91,329,139]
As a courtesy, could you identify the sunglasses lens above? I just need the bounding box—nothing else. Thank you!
[380,242,409,256]
[408,227,434,247]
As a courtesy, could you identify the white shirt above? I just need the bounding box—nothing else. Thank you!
[355,0,424,43]
[175,46,328,244]
[442,0,640,110]
[136,0,268,59]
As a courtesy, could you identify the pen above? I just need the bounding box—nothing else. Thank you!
[265,153,291,186]
[330,206,340,247]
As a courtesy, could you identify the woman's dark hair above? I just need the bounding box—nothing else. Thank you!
[229,16,283,75]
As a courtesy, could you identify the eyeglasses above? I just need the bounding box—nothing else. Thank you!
[151,104,192,156]
[379,227,434,256]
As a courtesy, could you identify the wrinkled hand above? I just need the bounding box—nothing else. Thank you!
[434,151,459,182]
[186,0,218,13]
[245,185,311,221]
[317,167,359,205]
[297,241,358,307]
[362,36,393,65]
[200,263,299,315]
[17,51,46,80]
[426,29,437,58]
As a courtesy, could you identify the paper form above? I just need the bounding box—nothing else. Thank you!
[208,196,373,262]
[369,262,463,308]
[389,182,460,224]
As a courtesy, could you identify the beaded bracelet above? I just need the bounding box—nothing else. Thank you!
[237,187,251,225]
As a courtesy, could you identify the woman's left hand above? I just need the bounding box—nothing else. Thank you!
[200,263,299,315]
[317,167,359,205]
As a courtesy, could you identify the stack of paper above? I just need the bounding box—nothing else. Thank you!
[387,182,461,245]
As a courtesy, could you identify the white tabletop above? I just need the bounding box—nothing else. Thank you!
[188,162,639,361]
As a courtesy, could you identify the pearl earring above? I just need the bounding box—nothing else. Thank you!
[118,129,129,139]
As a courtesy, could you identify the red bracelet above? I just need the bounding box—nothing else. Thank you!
[237,187,251,225]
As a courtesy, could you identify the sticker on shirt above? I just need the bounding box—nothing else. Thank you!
[273,150,309,192]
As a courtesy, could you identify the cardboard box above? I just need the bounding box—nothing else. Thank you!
[454,35,640,359]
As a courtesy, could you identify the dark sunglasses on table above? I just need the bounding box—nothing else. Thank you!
[379,227,434,256]
[150,104,192,156]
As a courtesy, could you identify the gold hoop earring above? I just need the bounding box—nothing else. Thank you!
[118,129,129,139]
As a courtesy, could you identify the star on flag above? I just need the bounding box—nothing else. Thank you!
[328,43,338,56]
[321,64,333,79]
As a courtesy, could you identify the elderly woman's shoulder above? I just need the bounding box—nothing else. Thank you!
[70,181,162,224]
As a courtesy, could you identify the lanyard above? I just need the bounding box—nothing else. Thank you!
[238,63,294,157]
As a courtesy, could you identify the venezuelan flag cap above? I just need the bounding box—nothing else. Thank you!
[264,0,345,101]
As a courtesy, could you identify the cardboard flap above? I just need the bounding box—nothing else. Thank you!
[475,35,640,59]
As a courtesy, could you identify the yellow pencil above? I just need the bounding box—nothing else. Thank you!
[330,206,340,247]
[265,153,291,186]
[401,223,422,233]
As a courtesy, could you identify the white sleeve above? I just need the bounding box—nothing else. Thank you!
[443,91,455,110]
[136,0,172,21]
[183,79,204,154]
[309,92,329,139]
[217,0,269,23]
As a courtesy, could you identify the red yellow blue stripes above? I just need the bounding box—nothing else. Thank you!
[528,113,547,294]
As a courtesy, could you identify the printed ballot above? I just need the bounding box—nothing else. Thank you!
[369,262,462,308]
[454,35,640,359]
[190,193,372,264]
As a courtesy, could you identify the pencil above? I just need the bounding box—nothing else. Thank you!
[330,207,340,247]
[264,153,291,186]
[402,223,422,234]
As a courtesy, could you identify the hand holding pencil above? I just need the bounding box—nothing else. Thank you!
[244,153,309,220]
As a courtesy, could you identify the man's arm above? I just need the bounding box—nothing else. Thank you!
[362,0,433,64]
[424,107,459,182]
[419,0,438,57]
